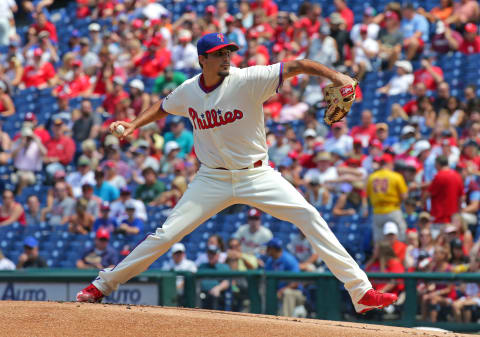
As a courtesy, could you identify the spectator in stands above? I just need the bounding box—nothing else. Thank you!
[265,238,306,317]
[134,37,171,79]
[0,249,15,270]
[456,161,480,229]
[324,121,353,157]
[378,10,403,70]
[0,119,11,166]
[153,67,187,97]
[287,231,319,272]
[0,81,14,117]
[34,31,59,64]
[76,228,118,270]
[110,186,147,222]
[351,6,379,44]
[2,55,24,88]
[103,160,126,190]
[433,82,451,113]
[447,23,480,55]
[17,236,46,269]
[198,245,231,310]
[21,48,56,88]
[44,118,76,177]
[267,125,290,167]
[304,175,330,209]
[333,181,368,218]
[150,175,187,209]
[171,29,198,71]
[163,116,193,159]
[368,240,405,296]
[278,88,308,123]
[11,125,46,195]
[93,169,119,203]
[400,3,429,60]
[308,24,338,70]
[413,56,444,92]
[195,234,228,266]
[351,24,379,80]
[0,1,16,46]
[41,181,75,226]
[66,156,95,198]
[77,37,99,76]
[162,243,197,303]
[116,201,144,235]
[328,13,350,68]
[445,213,474,254]
[404,229,420,271]
[93,201,117,233]
[431,21,462,54]
[81,183,100,218]
[445,0,480,28]
[21,114,49,148]
[0,189,26,227]
[30,11,58,43]
[425,155,463,238]
[25,195,41,226]
[377,60,414,96]
[101,76,129,116]
[135,166,166,204]
[367,154,408,242]
[451,262,480,323]
[87,23,102,54]
[350,110,377,147]
[68,198,94,235]
[226,237,258,270]
[303,151,338,187]
[128,79,150,117]
[72,101,99,145]
[233,208,273,255]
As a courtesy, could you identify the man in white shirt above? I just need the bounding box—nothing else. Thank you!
[171,30,199,71]
[66,156,96,198]
[0,0,16,46]
[110,186,147,222]
[303,151,338,185]
[323,121,353,157]
[162,243,197,299]
[233,208,273,255]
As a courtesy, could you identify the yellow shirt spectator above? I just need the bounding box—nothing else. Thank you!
[367,168,408,214]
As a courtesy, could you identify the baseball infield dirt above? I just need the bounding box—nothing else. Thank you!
[0,301,471,337]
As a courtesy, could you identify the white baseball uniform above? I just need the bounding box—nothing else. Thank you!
[92,63,372,307]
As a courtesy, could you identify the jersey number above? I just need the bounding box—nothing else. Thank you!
[372,178,389,193]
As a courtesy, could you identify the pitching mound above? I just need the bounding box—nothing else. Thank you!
[0,301,469,337]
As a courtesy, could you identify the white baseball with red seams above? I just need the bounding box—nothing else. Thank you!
[91,63,374,311]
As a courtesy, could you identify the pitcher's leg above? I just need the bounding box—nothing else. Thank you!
[235,169,371,303]
[93,174,233,295]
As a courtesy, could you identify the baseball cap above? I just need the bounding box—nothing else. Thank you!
[419,212,431,222]
[105,134,120,147]
[72,59,82,68]
[360,24,368,33]
[207,245,219,254]
[104,160,116,169]
[315,151,332,162]
[411,140,431,157]
[33,48,43,57]
[24,236,38,248]
[172,243,186,254]
[332,121,345,129]
[375,153,393,164]
[369,138,383,150]
[21,127,33,137]
[465,23,477,34]
[395,60,413,73]
[88,23,101,32]
[329,13,345,25]
[385,10,400,21]
[266,238,283,249]
[205,5,216,14]
[170,115,183,125]
[96,228,111,240]
[113,76,125,86]
[303,129,317,138]
[197,32,239,56]
[248,208,261,218]
[164,141,180,155]
[125,200,136,210]
[120,186,131,195]
[54,170,66,179]
[100,201,110,211]
[364,6,376,17]
[445,225,457,234]
[129,79,144,91]
[77,155,91,167]
[401,125,416,136]
[178,29,192,41]
[383,221,399,236]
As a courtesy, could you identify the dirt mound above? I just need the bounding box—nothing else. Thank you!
[0,301,469,337]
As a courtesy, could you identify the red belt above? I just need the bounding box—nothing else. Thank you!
[216,160,263,170]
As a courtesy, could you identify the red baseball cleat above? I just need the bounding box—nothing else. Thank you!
[76,284,104,303]
[354,289,398,314]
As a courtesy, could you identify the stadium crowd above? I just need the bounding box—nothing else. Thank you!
[0,0,479,322]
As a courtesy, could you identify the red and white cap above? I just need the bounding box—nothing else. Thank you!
[247,208,261,218]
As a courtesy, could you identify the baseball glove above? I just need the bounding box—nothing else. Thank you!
[322,79,358,126]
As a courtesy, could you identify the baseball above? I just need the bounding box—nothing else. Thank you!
[115,125,125,137]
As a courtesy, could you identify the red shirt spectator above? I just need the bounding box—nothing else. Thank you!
[250,0,278,17]
[31,12,58,43]
[457,23,480,54]
[13,112,51,145]
[102,78,129,115]
[135,39,171,78]
[21,50,56,88]
[335,0,354,31]
[413,64,444,91]
[350,110,377,147]
[54,61,91,99]
[45,119,76,166]
[428,157,464,223]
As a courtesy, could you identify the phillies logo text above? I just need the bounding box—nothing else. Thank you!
[189,107,243,130]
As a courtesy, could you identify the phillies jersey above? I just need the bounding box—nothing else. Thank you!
[162,63,283,169]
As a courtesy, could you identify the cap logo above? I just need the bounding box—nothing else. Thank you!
[217,33,225,42]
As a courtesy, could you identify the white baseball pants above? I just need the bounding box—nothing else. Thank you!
[93,165,372,304]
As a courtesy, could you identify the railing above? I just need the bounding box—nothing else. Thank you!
[1,269,480,332]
